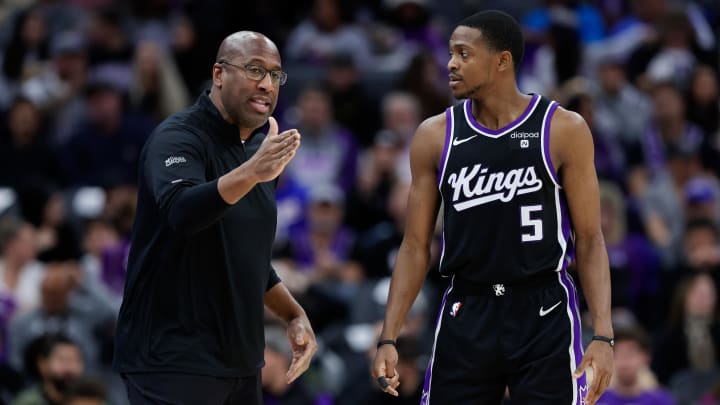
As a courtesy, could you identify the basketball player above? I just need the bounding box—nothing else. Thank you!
[372,11,613,405]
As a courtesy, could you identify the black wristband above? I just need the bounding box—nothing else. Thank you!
[377,339,397,349]
[592,335,615,347]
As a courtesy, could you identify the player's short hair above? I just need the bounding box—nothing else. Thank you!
[458,10,524,70]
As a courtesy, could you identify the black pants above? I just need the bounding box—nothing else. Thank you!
[421,272,587,404]
[122,372,262,405]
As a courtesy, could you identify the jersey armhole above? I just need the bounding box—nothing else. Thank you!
[437,106,454,187]
[541,101,561,188]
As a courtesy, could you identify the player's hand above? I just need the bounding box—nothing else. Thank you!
[250,116,301,182]
[574,340,614,405]
[286,315,317,384]
[372,344,400,396]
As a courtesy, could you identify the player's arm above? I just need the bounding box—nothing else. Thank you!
[265,282,318,384]
[372,113,445,395]
[551,108,613,405]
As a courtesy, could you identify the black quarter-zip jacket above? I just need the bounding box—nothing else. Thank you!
[113,91,281,377]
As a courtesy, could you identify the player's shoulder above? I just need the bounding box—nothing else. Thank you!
[414,111,447,144]
[548,104,590,135]
[419,111,447,133]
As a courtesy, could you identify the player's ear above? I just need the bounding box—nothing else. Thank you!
[212,63,224,87]
[497,51,512,72]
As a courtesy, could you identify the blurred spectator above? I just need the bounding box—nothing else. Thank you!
[681,218,720,275]
[349,181,410,279]
[396,51,449,119]
[627,8,715,91]
[59,79,154,187]
[522,0,606,45]
[566,88,626,184]
[280,184,357,284]
[592,58,652,152]
[61,378,107,405]
[20,30,89,146]
[0,97,65,197]
[285,0,372,70]
[34,193,81,263]
[0,216,43,316]
[11,333,83,405]
[85,8,133,68]
[8,264,115,374]
[653,273,720,385]
[1,6,49,85]
[635,147,701,269]
[519,3,583,95]
[78,220,121,311]
[323,53,377,146]
[632,82,703,189]
[285,85,358,193]
[597,326,675,405]
[129,40,190,122]
[170,14,208,96]
[370,0,447,71]
[599,181,661,329]
[683,177,720,225]
[262,325,326,405]
[275,175,310,255]
[345,131,402,232]
[687,65,720,140]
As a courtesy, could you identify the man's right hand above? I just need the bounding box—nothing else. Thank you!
[372,344,401,396]
[249,116,301,182]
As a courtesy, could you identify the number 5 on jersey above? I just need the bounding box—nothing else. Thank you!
[520,205,543,242]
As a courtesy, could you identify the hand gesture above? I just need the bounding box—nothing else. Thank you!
[286,316,318,384]
[371,344,401,396]
[574,340,614,405]
[250,117,300,182]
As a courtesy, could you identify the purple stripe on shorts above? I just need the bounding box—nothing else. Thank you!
[543,102,560,185]
[437,107,453,186]
[465,94,539,135]
[421,278,454,404]
[559,269,587,403]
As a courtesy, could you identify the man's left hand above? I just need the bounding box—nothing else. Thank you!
[286,316,318,383]
[574,340,614,405]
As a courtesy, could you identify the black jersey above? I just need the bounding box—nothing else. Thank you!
[437,94,573,283]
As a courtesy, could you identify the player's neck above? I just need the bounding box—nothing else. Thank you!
[470,88,531,131]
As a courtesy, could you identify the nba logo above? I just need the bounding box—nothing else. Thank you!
[520,139,529,148]
[450,301,462,317]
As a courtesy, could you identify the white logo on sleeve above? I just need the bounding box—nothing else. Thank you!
[165,156,187,167]
[539,301,562,317]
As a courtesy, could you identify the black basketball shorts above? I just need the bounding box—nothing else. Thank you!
[420,271,587,405]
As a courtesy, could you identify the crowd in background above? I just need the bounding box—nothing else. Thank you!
[0,0,719,404]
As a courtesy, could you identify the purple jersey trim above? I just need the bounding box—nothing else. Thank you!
[438,107,454,186]
[464,94,541,137]
[542,102,561,186]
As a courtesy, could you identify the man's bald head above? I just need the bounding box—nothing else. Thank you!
[216,31,279,63]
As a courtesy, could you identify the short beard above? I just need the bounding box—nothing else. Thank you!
[456,84,482,100]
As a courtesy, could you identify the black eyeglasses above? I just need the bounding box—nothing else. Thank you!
[218,60,288,86]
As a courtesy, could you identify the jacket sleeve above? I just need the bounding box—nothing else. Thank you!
[266,264,281,291]
[143,125,231,234]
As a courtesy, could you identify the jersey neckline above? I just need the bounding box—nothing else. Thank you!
[463,94,541,138]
